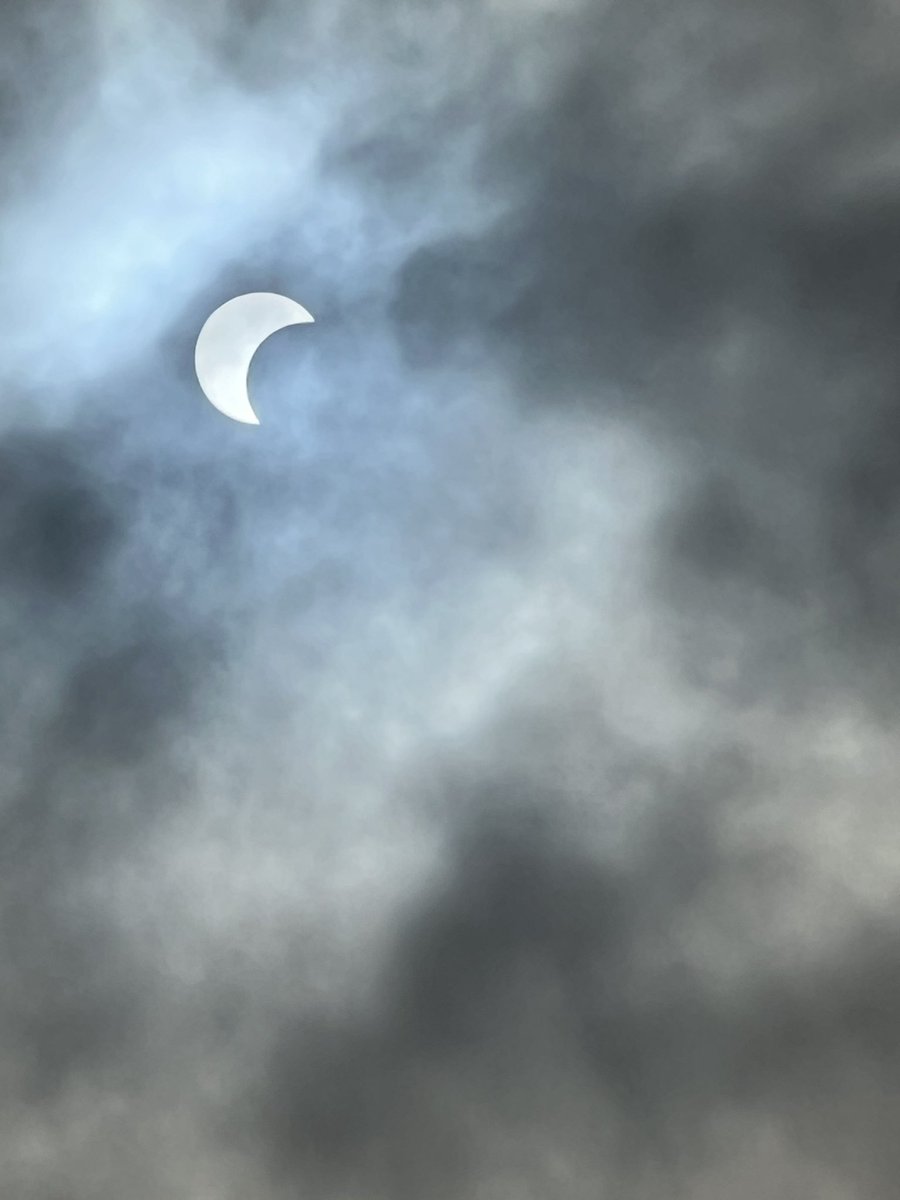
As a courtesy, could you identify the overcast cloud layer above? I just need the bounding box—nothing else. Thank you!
[3,1,900,1196]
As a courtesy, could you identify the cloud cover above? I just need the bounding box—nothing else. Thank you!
[3,0,900,1196]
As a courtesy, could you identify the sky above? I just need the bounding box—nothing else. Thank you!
[3,0,900,1196]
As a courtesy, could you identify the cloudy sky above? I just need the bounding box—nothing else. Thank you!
[3,0,900,1196]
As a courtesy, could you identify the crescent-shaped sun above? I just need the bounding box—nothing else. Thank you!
[194,292,315,425]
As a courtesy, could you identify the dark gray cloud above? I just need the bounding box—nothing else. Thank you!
[383,0,900,715]
[0,431,119,598]
[239,777,900,1198]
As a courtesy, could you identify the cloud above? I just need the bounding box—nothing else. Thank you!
[237,773,900,1198]
[0,431,119,598]
[3,0,900,1197]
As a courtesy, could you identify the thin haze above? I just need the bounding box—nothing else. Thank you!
[2,0,900,1197]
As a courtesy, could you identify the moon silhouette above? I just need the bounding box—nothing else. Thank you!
[194,292,315,425]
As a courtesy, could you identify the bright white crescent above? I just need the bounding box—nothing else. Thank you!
[194,292,315,425]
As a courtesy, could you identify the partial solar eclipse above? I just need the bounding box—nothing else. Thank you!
[194,292,315,425]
